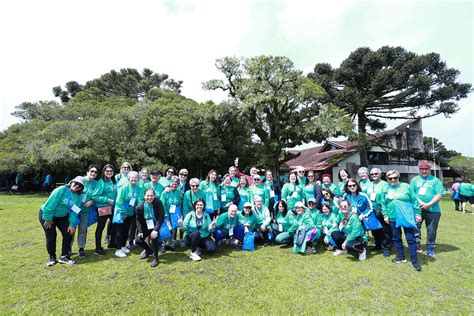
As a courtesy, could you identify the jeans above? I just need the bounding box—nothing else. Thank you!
[416,212,441,250]
[38,210,72,258]
[275,232,293,245]
[71,211,89,249]
[134,231,161,257]
[391,221,418,263]
[213,225,245,245]
[115,215,135,248]
[331,231,366,257]
[372,213,392,251]
[185,231,216,253]
[95,214,114,248]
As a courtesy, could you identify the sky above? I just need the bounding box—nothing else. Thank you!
[0,0,472,155]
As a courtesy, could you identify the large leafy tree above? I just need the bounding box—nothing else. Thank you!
[450,155,474,180]
[421,136,460,162]
[204,56,352,174]
[308,46,471,166]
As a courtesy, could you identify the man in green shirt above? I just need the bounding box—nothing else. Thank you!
[410,161,445,257]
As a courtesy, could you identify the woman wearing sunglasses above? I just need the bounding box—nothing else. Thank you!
[249,174,269,209]
[381,170,422,271]
[342,179,374,221]
[183,178,205,216]
[92,164,117,254]
[303,171,322,209]
[39,176,85,266]
[115,162,132,189]
[281,172,304,212]
[200,169,221,219]
[75,165,99,258]
[321,188,340,215]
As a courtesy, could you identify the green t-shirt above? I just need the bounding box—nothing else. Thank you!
[410,175,445,212]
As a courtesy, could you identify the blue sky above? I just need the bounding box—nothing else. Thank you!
[0,0,472,155]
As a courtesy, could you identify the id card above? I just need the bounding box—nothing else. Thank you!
[270,190,275,198]
[213,192,218,200]
[278,224,283,231]
[81,194,87,203]
[370,192,376,201]
[221,194,227,202]
[351,207,358,214]
[418,187,427,196]
[71,204,81,214]
[146,219,154,230]
[129,197,136,206]
[229,227,234,236]
[170,204,176,214]
[323,227,329,235]
[386,191,394,199]
[292,191,298,198]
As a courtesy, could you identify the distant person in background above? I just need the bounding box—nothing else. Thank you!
[14,171,24,193]
[33,174,41,191]
[41,174,54,194]
[451,178,462,211]
[459,180,474,214]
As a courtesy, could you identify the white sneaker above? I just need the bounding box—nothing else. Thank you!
[121,247,130,254]
[359,248,367,261]
[115,249,127,258]
[190,251,202,261]
[333,249,348,256]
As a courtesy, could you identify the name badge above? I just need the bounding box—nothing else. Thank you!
[146,219,154,230]
[339,223,344,231]
[323,227,329,235]
[386,191,394,199]
[418,187,427,196]
[292,191,298,198]
[270,190,275,198]
[221,194,227,202]
[129,197,136,206]
[170,205,176,214]
[213,193,218,200]
[81,194,87,203]
[351,207,358,214]
[278,224,283,231]
[229,227,234,236]
[71,204,81,214]
[370,192,376,201]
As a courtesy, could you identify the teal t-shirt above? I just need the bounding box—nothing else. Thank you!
[410,175,445,212]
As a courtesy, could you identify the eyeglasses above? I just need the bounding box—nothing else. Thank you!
[167,170,174,174]
[370,173,379,176]
[89,170,98,174]
[298,171,305,174]
[323,192,330,196]
[387,176,399,181]
[105,170,113,173]
[190,185,198,188]
[180,173,188,176]
[340,205,348,208]
[308,202,316,205]
[244,206,251,209]
[308,175,314,177]
[123,166,130,170]
[348,184,357,188]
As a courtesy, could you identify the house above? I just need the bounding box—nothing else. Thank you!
[286,119,461,184]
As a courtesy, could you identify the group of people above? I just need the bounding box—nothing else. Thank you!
[451,178,474,213]
[39,160,446,271]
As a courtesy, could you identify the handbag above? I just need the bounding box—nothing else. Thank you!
[242,228,255,251]
[158,222,172,242]
[169,206,182,229]
[362,212,382,230]
[98,206,112,216]
[87,207,98,227]
[394,201,417,229]
[112,209,124,224]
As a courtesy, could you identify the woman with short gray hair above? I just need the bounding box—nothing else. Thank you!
[357,167,371,193]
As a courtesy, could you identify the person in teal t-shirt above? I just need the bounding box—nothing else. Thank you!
[458,180,474,213]
[410,161,445,257]
[39,176,85,266]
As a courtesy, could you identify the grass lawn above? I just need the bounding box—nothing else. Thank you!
[0,193,473,314]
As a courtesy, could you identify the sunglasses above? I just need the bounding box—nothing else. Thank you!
[72,182,83,187]
[308,202,316,205]
[123,166,130,169]
[105,169,113,173]
[387,176,399,181]
[370,173,379,176]
[298,171,305,174]
[348,184,357,188]
[244,206,251,209]
[180,173,188,176]
[190,185,198,188]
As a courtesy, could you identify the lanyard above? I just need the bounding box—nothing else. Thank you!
[144,202,156,222]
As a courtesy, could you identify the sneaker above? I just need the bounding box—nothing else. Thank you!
[139,250,150,260]
[412,262,422,271]
[150,257,159,268]
[333,249,348,256]
[115,249,127,258]
[392,257,407,264]
[58,255,75,264]
[359,248,367,261]
[47,256,57,267]
[196,247,203,256]
[383,250,391,257]
[78,248,86,258]
[104,235,110,244]
[121,246,130,254]
[94,247,106,256]
[190,251,202,261]
[159,246,166,254]
[305,247,316,255]
[127,242,136,250]
[416,247,422,253]
[426,248,436,258]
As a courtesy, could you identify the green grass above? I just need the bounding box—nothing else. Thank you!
[0,194,473,314]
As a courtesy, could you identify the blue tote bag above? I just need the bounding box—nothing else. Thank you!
[87,206,98,227]
[169,206,183,229]
[362,212,382,230]
[394,201,417,229]
[242,229,255,251]
[159,222,172,242]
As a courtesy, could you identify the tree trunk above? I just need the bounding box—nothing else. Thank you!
[358,113,369,167]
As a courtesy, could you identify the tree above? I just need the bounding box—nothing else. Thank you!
[204,56,353,174]
[308,46,472,166]
[450,155,474,180]
[421,136,460,162]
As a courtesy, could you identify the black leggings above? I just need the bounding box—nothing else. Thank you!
[331,231,366,256]
[115,216,135,248]
[95,214,114,248]
[185,231,216,253]
[38,210,72,258]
